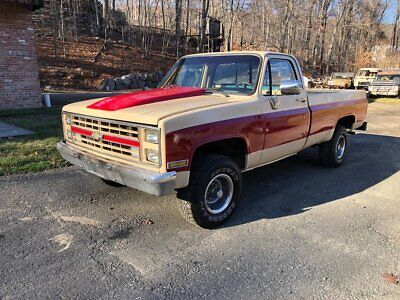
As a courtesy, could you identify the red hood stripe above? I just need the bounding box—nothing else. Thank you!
[87,87,206,111]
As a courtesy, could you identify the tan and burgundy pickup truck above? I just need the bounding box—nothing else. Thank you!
[57,51,368,228]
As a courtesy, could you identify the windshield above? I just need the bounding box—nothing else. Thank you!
[357,70,378,77]
[161,55,261,95]
[357,70,371,76]
[376,75,400,81]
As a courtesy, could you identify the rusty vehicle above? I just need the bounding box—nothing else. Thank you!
[328,72,354,89]
[368,69,400,97]
[57,52,368,228]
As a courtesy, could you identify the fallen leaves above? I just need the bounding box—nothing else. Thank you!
[382,273,400,284]
[50,233,73,252]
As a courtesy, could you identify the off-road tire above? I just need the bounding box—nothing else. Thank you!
[177,154,242,229]
[100,178,125,187]
[319,125,348,167]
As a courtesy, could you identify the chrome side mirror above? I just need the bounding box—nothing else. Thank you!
[280,80,302,95]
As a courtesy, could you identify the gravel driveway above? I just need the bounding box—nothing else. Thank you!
[1,102,399,299]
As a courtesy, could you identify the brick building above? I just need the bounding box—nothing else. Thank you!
[0,0,44,110]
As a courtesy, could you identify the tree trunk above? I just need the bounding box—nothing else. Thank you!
[175,0,183,57]
[103,0,109,41]
[199,0,210,52]
[392,0,400,49]
[304,0,315,62]
[184,0,190,53]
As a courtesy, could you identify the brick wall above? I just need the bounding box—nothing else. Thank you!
[0,2,41,110]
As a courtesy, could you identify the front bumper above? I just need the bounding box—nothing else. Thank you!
[369,90,399,96]
[57,141,176,196]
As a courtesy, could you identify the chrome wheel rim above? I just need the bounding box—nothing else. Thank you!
[336,135,346,159]
[204,174,234,214]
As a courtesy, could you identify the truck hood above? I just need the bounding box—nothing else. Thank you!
[62,92,232,126]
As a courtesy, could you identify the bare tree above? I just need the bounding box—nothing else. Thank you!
[392,0,400,49]
[175,0,183,57]
[199,0,210,52]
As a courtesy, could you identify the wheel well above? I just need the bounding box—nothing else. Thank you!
[192,138,247,170]
[337,115,355,129]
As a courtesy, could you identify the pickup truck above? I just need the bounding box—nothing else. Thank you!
[57,51,368,228]
[328,72,354,89]
[368,70,400,97]
[354,68,381,90]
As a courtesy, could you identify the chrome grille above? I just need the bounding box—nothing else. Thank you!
[72,115,139,138]
[70,114,140,162]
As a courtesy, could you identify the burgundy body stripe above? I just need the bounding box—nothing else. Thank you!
[309,98,367,135]
[165,107,309,171]
[165,97,367,171]
[264,107,310,148]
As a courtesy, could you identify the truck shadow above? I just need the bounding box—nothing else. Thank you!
[223,133,400,228]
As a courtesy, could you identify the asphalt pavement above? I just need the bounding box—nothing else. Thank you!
[1,102,399,299]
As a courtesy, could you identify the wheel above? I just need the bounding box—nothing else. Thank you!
[319,125,348,167]
[177,154,242,229]
[100,178,125,187]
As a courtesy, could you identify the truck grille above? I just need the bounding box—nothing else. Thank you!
[70,114,140,162]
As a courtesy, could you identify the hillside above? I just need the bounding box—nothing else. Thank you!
[36,36,176,91]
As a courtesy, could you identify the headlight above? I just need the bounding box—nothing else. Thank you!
[67,130,72,140]
[145,129,159,144]
[65,114,71,125]
[146,149,159,164]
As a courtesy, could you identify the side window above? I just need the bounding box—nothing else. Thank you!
[269,59,297,96]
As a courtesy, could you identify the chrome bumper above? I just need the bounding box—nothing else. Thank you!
[57,141,176,196]
[369,90,399,96]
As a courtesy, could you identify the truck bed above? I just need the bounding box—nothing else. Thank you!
[307,89,367,107]
[305,89,368,145]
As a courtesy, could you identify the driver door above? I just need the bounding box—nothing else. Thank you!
[260,55,310,164]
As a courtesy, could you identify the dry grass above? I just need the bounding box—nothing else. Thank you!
[368,97,400,104]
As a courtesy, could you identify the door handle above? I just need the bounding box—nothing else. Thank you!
[266,96,279,109]
[296,98,307,103]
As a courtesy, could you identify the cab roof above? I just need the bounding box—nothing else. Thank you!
[358,68,381,72]
[183,51,295,59]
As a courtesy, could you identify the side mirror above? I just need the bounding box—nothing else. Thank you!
[280,80,302,95]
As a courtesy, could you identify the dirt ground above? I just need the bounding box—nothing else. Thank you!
[0,102,399,299]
